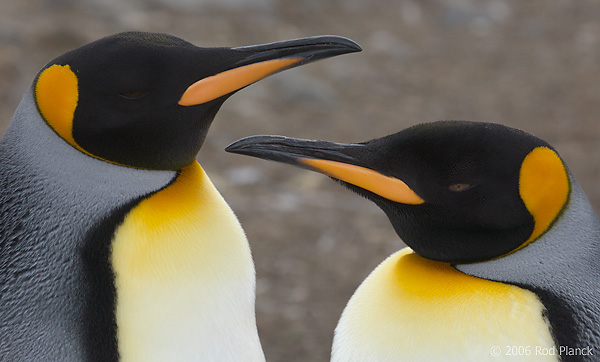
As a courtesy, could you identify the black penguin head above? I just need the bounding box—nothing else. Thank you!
[226,121,571,263]
[33,32,361,170]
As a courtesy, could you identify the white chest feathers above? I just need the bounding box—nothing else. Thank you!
[111,162,264,362]
[332,248,557,362]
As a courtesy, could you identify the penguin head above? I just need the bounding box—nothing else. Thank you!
[226,121,571,263]
[33,32,360,170]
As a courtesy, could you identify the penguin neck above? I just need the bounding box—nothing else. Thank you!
[456,177,600,350]
[111,161,264,362]
[457,176,600,291]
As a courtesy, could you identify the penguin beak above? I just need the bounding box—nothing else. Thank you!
[226,135,424,205]
[178,36,361,106]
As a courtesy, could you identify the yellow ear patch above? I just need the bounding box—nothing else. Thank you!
[35,64,81,149]
[518,146,569,247]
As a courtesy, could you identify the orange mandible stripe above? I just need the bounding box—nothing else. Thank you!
[178,58,302,106]
[300,158,424,205]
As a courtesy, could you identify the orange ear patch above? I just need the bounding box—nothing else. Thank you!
[518,146,569,246]
[35,64,81,149]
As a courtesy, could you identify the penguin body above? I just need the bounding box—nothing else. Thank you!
[0,32,360,361]
[1,88,174,361]
[226,121,600,362]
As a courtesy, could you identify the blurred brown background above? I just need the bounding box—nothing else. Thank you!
[1,1,600,361]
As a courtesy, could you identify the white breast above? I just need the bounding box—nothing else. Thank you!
[111,162,264,362]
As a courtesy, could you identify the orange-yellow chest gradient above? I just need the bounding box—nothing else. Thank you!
[110,162,259,361]
[332,248,558,362]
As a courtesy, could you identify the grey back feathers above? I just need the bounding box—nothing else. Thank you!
[0,89,175,361]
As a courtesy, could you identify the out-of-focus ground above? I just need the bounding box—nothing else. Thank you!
[1,1,600,361]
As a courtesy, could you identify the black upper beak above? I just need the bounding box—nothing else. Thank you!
[179,36,361,106]
[232,35,362,68]
[225,134,364,169]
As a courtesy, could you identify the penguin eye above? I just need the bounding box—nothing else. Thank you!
[448,183,472,192]
[119,90,148,99]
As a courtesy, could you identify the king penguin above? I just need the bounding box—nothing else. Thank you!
[0,31,360,362]
[226,120,600,362]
